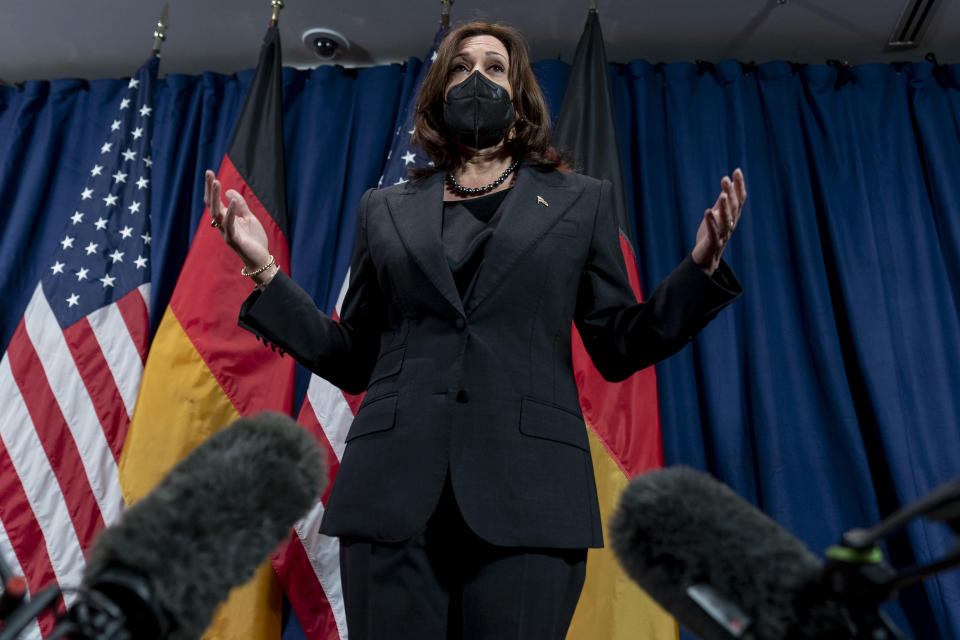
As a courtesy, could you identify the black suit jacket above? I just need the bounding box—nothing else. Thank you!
[239,167,741,549]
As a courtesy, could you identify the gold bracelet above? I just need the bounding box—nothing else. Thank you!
[241,255,275,278]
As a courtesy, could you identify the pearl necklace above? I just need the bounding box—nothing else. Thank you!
[446,160,520,196]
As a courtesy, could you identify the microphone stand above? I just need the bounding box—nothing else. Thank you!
[819,476,960,639]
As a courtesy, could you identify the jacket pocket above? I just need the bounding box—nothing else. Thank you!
[519,397,589,451]
[346,393,398,442]
[367,346,405,387]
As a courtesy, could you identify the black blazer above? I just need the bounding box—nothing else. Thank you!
[239,167,741,549]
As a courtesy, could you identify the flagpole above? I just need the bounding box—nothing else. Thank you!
[270,0,284,27]
[440,0,454,28]
[589,0,597,12]
[151,3,169,57]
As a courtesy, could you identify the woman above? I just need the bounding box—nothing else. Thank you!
[205,21,745,640]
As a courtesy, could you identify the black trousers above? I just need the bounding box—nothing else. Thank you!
[339,477,587,639]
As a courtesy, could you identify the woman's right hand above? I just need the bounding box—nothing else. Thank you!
[204,170,276,285]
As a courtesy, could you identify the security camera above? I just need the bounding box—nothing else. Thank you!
[301,28,350,62]
[314,37,339,59]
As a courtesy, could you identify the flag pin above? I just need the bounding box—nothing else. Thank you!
[537,195,549,207]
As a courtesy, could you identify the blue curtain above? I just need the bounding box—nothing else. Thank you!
[2,55,958,639]
[598,59,960,639]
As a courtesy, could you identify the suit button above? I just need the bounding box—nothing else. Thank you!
[456,389,470,403]
[455,318,465,331]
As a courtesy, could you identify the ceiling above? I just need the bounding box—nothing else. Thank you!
[1,0,957,85]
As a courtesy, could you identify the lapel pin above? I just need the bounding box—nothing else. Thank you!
[537,195,549,207]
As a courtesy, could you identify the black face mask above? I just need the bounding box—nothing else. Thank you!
[443,71,516,150]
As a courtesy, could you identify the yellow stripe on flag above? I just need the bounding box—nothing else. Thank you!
[566,425,678,640]
[120,306,281,639]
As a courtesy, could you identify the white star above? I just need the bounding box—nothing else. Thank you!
[139,105,152,117]
[112,170,127,184]
[120,226,133,239]
[91,164,103,176]
[131,127,143,140]
[71,211,84,225]
[408,128,415,135]
[66,294,79,307]
[100,274,116,288]
[122,149,137,162]
[120,98,130,110]
[76,267,89,281]
[378,176,384,188]
[51,261,65,275]
[81,187,93,200]
[386,150,392,160]
[141,232,151,245]
[110,120,121,132]
[402,151,417,165]
[128,77,139,89]
[430,51,438,62]
[136,177,149,190]
[143,156,152,168]
[61,235,74,249]
[128,201,141,214]
[94,217,108,230]
[134,255,148,269]
[103,193,118,207]
[394,177,408,185]
[100,141,112,154]
[84,241,98,255]
[109,250,124,263]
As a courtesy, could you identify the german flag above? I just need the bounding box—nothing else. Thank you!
[554,11,678,640]
[119,27,294,639]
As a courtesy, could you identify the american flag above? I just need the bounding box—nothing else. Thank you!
[276,31,446,640]
[377,27,448,190]
[0,56,156,638]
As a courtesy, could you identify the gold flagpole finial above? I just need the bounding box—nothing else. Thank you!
[151,3,169,57]
[589,0,598,13]
[440,0,454,27]
[270,0,284,27]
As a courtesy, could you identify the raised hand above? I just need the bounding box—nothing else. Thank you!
[204,170,272,278]
[691,168,746,276]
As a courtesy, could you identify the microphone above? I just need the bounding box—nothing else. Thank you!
[608,466,874,640]
[45,411,326,640]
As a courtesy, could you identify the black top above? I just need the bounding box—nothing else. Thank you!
[442,189,512,299]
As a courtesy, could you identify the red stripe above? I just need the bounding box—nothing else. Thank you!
[272,535,341,640]
[169,155,294,417]
[7,322,107,548]
[574,234,664,477]
[0,426,64,636]
[115,287,149,364]
[62,318,129,463]
[296,398,339,505]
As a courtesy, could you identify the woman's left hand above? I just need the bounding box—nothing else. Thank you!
[692,168,746,276]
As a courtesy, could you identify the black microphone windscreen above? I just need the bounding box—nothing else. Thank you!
[610,466,845,640]
[82,412,326,639]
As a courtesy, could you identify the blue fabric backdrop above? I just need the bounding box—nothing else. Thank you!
[1,55,958,639]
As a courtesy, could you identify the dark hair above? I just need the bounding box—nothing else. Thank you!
[411,22,560,176]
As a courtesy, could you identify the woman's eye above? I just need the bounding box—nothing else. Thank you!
[489,64,504,73]
[452,63,469,73]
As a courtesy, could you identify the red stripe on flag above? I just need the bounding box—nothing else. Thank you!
[574,234,664,477]
[7,322,107,547]
[62,319,129,463]
[296,397,339,505]
[115,287,149,364]
[170,154,293,417]
[273,534,342,640]
[0,435,64,637]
